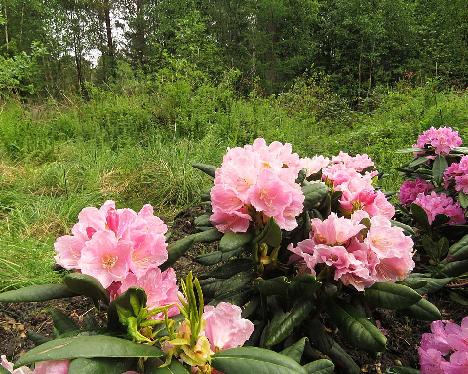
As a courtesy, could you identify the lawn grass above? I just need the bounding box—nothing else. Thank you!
[0,83,466,289]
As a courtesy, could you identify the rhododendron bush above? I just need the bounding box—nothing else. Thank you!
[395,127,468,304]
[2,136,463,374]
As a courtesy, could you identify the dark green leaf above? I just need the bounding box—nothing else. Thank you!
[219,231,253,252]
[440,259,468,277]
[256,276,290,297]
[27,331,51,345]
[281,337,307,363]
[108,287,147,332]
[446,234,468,262]
[212,347,306,374]
[68,357,135,374]
[459,193,468,209]
[0,284,77,303]
[144,358,190,373]
[364,282,421,309]
[387,367,420,374]
[400,298,441,321]
[408,157,429,168]
[410,203,429,229]
[63,273,109,306]
[193,228,222,243]
[202,259,253,280]
[192,163,216,177]
[254,218,282,248]
[264,300,314,347]
[404,277,452,295]
[161,236,195,270]
[327,300,386,352]
[195,247,244,266]
[194,214,211,227]
[449,291,468,306]
[15,335,163,367]
[432,155,448,182]
[302,182,328,210]
[303,359,334,374]
[390,220,415,235]
[50,308,79,335]
[396,148,424,154]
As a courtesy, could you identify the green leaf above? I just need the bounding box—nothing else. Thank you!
[68,357,135,374]
[50,308,79,335]
[202,259,253,279]
[396,147,424,154]
[193,228,222,243]
[303,359,334,374]
[254,218,282,248]
[219,231,253,252]
[0,367,10,374]
[364,282,421,309]
[194,247,244,266]
[0,284,77,303]
[192,163,216,177]
[400,298,441,321]
[144,358,190,373]
[63,273,109,306]
[449,291,468,306]
[212,347,306,374]
[281,337,307,363]
[452,147,468,154]
[108,287,147,332]
[440,259,468,277]
[432,155,448,182]
[305,319,359,374]
[264,300,314,347]
[256,276,290,297]
[161,236,195,270]
[15,335,163,367]
[404,277,452,295]
[27,331,51,345]
[446,234,468,262]
[410,203,430,229]
[194,214,211,227]
[459,193,468,209]
[390,220,415,235]
[408,157,429,168]
[302,182,328,210]
[327,300,386,352]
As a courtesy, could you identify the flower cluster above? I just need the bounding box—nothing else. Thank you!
[444,156,468,194]
[413,192,465,225]
[418,317,468,373]
[414,126,462,155]
[321,152,395,219]
[210,138,305,232]
[399,179,434,206]
[54,201,179,314]
[289,211,415,291]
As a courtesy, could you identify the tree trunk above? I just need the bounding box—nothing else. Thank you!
[134,0,146,68]
[3,2,9,51]
[100,0,115,79]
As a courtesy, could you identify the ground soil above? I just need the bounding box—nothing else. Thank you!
[1,206,466,372]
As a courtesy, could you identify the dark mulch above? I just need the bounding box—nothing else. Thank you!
[1,206,466,372]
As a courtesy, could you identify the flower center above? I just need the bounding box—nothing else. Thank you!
[102,254,118,269]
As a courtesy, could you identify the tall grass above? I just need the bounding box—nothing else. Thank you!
[0,80,466,289]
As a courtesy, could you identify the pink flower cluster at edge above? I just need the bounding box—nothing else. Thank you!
[444,156,468,194]
[399,179,434,205]
[54,200,179,317]
[203,302,254,352]
[289,211,415,291]
[418,317,468,374]
[413,192,465,225]
[414,126,463,155]
[322,152,395,219]
[1,356,69,374]
[210,138,305,232]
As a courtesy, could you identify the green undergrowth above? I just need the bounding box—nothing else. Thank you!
[0,82,466,289]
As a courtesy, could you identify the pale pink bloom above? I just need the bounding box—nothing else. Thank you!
[311,213,365,245]
[33,361,69,374]
[363,191,395,219]
[413,192,465,225]
[338,264,374,292]
[288,240,318,275]
[203,302,254,351]
[322,163,362,187]
[414,127,462,155]
[273,186,305,231]
[331,151,374,172]
[250,169,292,217]
[314,245,352,270]
[54,234,87,270]
[119,268,179,318]
[78,230,131,288]
[374,256,415,282]
[301,155,330,177]
[128,233,168,278]
[210,185,244,213]
[399,179,434,205]
[1,356,32,374]
[210,209,252,233]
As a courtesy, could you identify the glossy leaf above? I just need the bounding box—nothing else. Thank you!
[410,203,430,229]
[194,247,243,266]
[401,298,441,321]
[327,300,386,352]
[0,284,77,303]
[432,155,448,182]
[16,335,163,366]
[446,234,468,262]
[212,347,306,374]
[256,276,290,297]
[364,282,421,309]
[303,359,334,374]
[459,193,468,209]
[219,231,253,252]
[161,236,195,270]
[194,214,211,227]
[50,308,79,335]
[63,273,109,306]
[281,337,307,363]
[202,259,253,279]
[254,218,282,248]
[144,358,190,373]
[192,163,216,177]
[68,357,135,374]
[193,228,222,243]
[302,182,328,210]
[440,259,468,277]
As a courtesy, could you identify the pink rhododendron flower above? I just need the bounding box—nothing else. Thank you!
[399,179,434,205]
[289,211,414,291]
[33,360,70,374]
[210,138,305,232]
[331,151,375,172]
[119,267,179,318]
[1,356,32,374]
[301,155,330,177]
[419,317,468,374]
[444,156,468,194]
[413,192,465,225]
[414,127,462,155]
[203,302,254,351]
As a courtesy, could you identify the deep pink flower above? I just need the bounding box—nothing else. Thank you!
[414,127,462,155]
[444,156,468,194]
[399,179,434,205]
[119,268,179,318]
[203,302,254,351]
[413,192,465,225]
[78,230,131,288]
[33,361,70,374]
